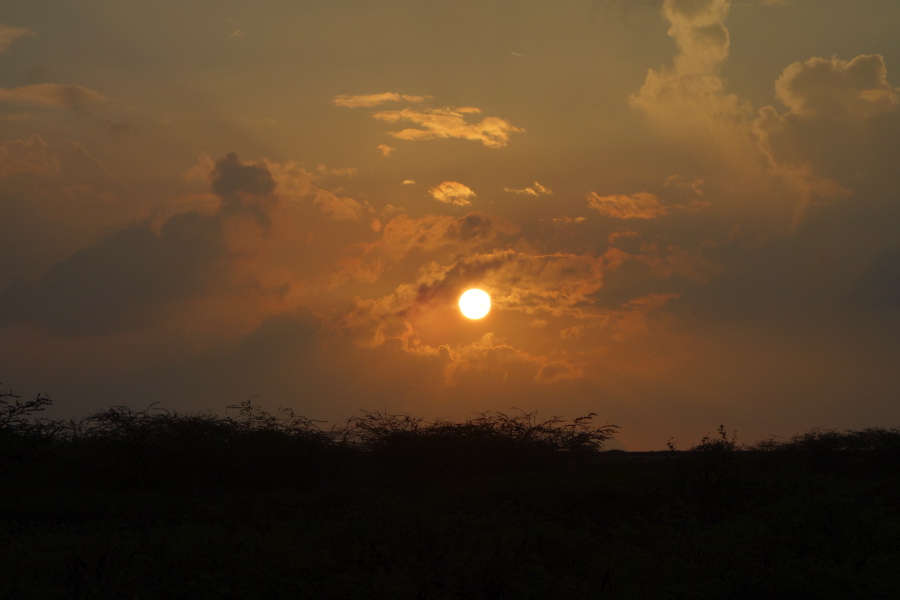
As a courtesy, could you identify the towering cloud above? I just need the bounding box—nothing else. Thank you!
[629,0,753,160]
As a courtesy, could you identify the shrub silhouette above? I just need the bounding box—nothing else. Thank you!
[0,385,57,469]
[2,385,899,599]
[336,409,618,481]
[1,389,619,489]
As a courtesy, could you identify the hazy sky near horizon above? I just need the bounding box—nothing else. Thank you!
[2,0,899,450]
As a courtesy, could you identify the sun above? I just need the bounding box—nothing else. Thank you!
[459,288,491,320]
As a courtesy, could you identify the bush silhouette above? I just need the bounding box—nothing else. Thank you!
[2,385,898,599]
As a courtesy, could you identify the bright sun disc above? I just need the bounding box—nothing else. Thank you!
[459,288,491,319]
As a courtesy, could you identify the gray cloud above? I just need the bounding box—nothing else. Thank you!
[0,153,281,336]
[0,137,139,289]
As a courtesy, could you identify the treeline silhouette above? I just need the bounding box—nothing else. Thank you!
[2,385,898,599]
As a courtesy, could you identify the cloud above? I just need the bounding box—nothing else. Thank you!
[336,241,698,385]
[664,174,706,195]
[379,212,518,257]
[587,191,668,219]
[402,250,609,319]
[376,144,395,157]
[338,249,612,384]
[313,189,366,221]
[325,212,520,286]
[0,137,140,288]
[373,106,524,148]
[0,84,108,111]
[429,181,476,206]
[186,152,367,223]
[629,0,755,159]
[754,54,900,222]
[503,181,553,196]
[773,54,898,121]
[0,153,285,336]
[333,92,431,108]
[0,135,59,178]
[0,23,34,52]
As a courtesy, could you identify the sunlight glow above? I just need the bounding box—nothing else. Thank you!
[459,288,491,320]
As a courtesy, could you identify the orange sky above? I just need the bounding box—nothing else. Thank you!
[2,0,899,449]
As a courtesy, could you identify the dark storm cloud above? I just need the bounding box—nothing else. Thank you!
[0,153,279,336]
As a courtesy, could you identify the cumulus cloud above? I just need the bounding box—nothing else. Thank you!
[313,189,366,221]
[0,84,108,111]
[186,152,366,222]
[587,191,669,219]
[373,106,523,148]
[503,181,553,196]
[0,23,34,52]
[629,0,755,159]
[429,181,476,206]
[754,54,899,222]
[774,54,898,120]
[376,144,395,157]
[333,92,431,108]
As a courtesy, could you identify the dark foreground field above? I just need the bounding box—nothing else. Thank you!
[1,391,898,599]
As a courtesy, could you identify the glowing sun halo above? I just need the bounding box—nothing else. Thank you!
[459,288,491,319]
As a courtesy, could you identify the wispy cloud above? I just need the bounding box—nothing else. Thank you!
[503,181,553,196]
[373,106,523,149]
[552,216,586,224]
[333,92,431,108]
[0,23,34,53]
[586,191,668,219]
[0,84,108,111]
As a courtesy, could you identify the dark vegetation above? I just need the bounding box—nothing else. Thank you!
[2,386,899,599]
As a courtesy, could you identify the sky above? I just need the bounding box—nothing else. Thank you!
[2,0,899,450]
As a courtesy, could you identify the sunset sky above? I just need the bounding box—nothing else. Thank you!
[2,0,899,450]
